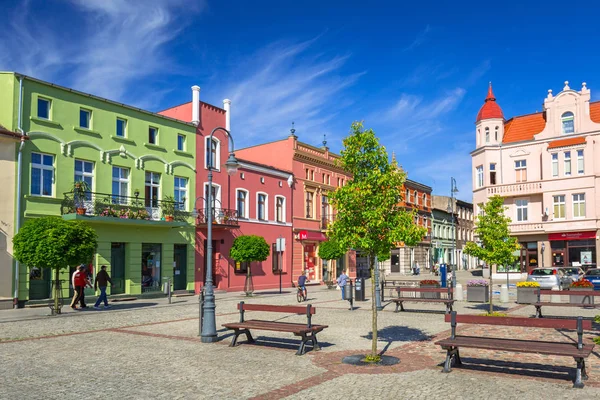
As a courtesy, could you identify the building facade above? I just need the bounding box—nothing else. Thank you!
[472,82,600,273]
[0,72,198,305]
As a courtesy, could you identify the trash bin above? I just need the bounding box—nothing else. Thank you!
[355,277,366,301]
[439,264,447,288]
[162,278,172,295]
[344,280,353,300]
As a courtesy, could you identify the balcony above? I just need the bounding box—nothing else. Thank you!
[195,208,239,229]
[487,181,543,197]
[509,223,544,233]
[60,192,191,226]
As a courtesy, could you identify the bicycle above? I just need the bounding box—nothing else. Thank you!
[296,286,307,302]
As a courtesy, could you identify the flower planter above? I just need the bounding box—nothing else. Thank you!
[570,287,594,305]
[467,286,489,302]
[419,284,440,299]
[517,288,538,304]
[76,208,87,215]
[165,215,174,222]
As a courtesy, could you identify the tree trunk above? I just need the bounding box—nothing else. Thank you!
[370,255,377,358]
[489,266,494,314]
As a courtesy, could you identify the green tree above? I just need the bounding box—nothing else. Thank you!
[229,235,270,296]
[329,122,427,361]
[318,240,345,282]
[13,217,98,313]
[464,195,518,313]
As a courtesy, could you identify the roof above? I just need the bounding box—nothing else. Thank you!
[547,136,586,149]
[591,101,600,123]
[502,112,546,144]
[476,83,504,122]
[0,124,25,139]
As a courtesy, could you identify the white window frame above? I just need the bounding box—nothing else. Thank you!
[485,127,490,143]
[204,137,221,171]
[515,199,528,222]
[305,190,315,218]
[174,176,188,211]
[235,188,249,219]
[256,192,268,221]
[275,195,286,223]
[476,165,483,188]
[515,159,527,182]
[573,193,585,218]
[564,151,571,176]
[577,150,584,174]
[116,118,127,137]
[30,152,54,197]
[177,134,186,151]
[112,166,129,203]
[149,126,159,145]
[561,112,574,134]
[551,153,558,177]
[37,97,51,120]
[203,182,222,211]
[79,108,92,129]
[74,159,94,194]
[553,195,566,220]
[145,171,161,208]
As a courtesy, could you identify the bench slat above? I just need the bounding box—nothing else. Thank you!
[443,314,592,329]
[237,304,315,315]
[392,298,454,304]
[534,302,600,309]
[397,288,453,293]
[436,335,594,358]
[223,319,327,334]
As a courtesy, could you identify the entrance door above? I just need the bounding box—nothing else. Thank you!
[304,243,316,281]
[173,244,187,291]
[111,243,126,294]
[29,267,51,300]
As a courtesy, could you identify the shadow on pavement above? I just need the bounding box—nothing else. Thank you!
[465,303,510,312]
[362,325,434,355]
[470,270,484,277]
[218,334,333,353]
[86,302,159,311]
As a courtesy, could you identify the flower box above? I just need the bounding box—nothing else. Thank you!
[419,280,440,299]
[467,286,489,303]
[570,288,594,305]
[517,288,538,304]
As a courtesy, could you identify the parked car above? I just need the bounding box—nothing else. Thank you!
[526,268,572,290]
[559,267,585,282]
[583,268,600,290]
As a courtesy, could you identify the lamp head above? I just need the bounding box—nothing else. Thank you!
[225,153,239,175]
[541,242,546,251]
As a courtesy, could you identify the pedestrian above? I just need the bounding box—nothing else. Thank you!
[78,266,93,308]
[415,261,420,276]
[70,265,87,310]
[94,265,113,310]
[337,270,349,300]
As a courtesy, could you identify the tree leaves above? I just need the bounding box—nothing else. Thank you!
[229,235,270,262]
[318,239,346,261]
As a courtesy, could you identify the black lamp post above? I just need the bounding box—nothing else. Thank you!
[447,177,459,288]
[541,242,545,268]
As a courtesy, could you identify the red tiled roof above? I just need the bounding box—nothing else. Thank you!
[476,83,504,122]
[547,137,586,149]
[502,112,546,144]
[591,101,600,123]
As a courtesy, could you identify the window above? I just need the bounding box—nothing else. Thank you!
[561,112,574,134]
[476,165,483,188]
[494,126,499,141]
[174,177,187,211]
[305,169,309,179]
[116,118,127,137]
[416,191,421,206]
[205,138,219,169]
[310,170,314,181]
[306,191,314,218]
[149,127,158,144]
[573,193,585,218]
[422,193,427,207]
[37,98,51,119]
[551,153,558,177]
[257,193,267,221]
[31,152,54,196]
[485,127,490,143]
[145,172,161,208]
[321,194,329,220]
[322,173,326,183]
[177,134,186,151]
[112,166,129,203]
[564,151,571,176]
[204,184,219,211]
[406,188,410,203]
[577,150,584,174]
[553,195,565,219]
[79,109,91,129]
[337,177,340,186]
[74,159,93,200]
[516,199,528,222]
[276,196,285,222]
[489,163,496,185]
[515,160,527,182]
[236,190,248,218]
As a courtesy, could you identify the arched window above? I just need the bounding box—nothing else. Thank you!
[495,126,499,141]
[422,193,427,207]
[414,190,418,205]
[236,189,249,219]
[562,112,574,134]
[275,196,286,223]
[205,137,220,169]
[485,127,490,143]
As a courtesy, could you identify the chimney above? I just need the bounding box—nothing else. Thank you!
[191,85,200,125]
[223,99,231,131]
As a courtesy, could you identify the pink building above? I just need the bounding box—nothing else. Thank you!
[160,87,293,292]
[472,82,600,273]
[236,128,356,284]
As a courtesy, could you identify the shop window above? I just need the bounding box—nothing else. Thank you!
[141,243,161,291]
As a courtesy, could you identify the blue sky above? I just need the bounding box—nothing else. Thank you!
[2,0,600,201]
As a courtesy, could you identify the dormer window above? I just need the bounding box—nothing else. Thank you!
[561,112,574,134]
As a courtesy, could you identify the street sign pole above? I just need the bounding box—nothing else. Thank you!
[277,236,285,294]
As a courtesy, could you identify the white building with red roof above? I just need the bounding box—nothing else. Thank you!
[471,82,600,274]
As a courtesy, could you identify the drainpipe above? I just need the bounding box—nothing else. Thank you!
[14,75,25,308]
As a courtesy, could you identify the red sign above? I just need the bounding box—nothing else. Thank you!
[297,230,328,241]
[548,231,596,241]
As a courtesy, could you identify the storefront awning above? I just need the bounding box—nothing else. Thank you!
[548,231,596,241]
[297,230,328,241]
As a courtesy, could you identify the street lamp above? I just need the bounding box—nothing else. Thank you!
[541,242,545,268]
[200,126,239,343]
[447,177,458,288]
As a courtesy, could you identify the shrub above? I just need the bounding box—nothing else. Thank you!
[467,279,489,287]
[516,281,540,288]
[419,279,439,286]
[571,279,593,288]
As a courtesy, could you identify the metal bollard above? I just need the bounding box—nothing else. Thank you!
[168,278,172,304]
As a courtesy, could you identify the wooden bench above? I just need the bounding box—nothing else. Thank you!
[390,286,454,314]
[532,289,600,318]
[222,302,328,355]
[435,312,595,388]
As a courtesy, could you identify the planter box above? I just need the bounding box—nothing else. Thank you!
[419,284,440,299]
[517,288,538,304]
[467,286,489,303]
[570,288,594,305]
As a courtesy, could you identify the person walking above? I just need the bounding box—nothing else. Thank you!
[78,266,93,309]
[70,265,87,310]
[337,270,349,300]
[94,265,113,310]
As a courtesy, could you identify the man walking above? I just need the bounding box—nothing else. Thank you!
[70,265,87,310]
[337,270,349,300]
[94,265,113,310]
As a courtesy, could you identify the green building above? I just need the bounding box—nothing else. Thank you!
[0,72,197,305]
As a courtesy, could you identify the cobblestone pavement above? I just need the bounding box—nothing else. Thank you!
[1,282,599,399]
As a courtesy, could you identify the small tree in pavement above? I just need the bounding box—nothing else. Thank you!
[318,239,346,283]
[463,195,518,313]
[328,122,427,362]
[13,217,98,313]
[229,235,270,296]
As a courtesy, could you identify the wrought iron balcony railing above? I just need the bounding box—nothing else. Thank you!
[60,192,190,222]
[195,208,239,227]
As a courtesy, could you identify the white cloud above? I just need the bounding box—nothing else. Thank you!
[404,25,431,51]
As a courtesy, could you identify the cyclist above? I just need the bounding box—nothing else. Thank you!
[297,271,307,300]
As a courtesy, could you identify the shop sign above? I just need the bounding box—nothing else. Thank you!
[581,251,593,265]
[548,231,596,241]
[297,230,327,241]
